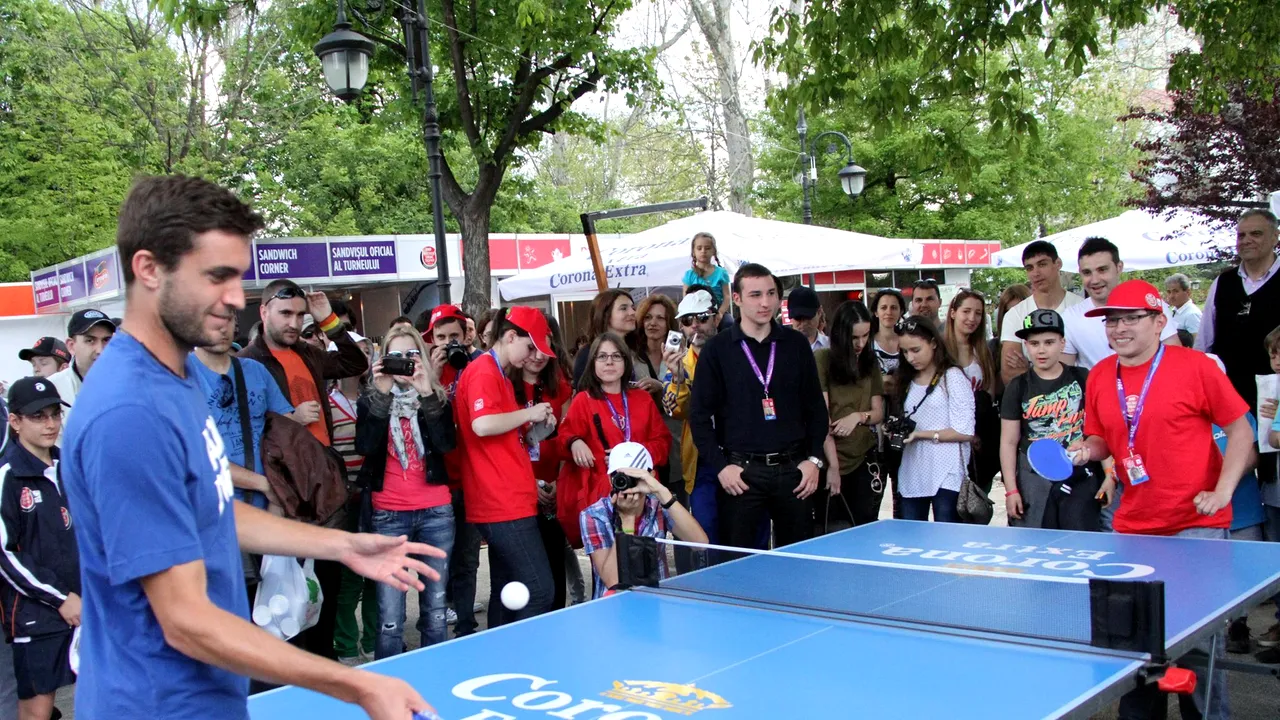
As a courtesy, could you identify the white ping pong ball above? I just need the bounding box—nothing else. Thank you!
[501,581,530,611]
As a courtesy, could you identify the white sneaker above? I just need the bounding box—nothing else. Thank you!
[446,607,458,624]
[473,601,484,613]
[338,655,363,667]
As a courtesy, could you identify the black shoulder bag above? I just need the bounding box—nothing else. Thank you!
[231,358,263,583]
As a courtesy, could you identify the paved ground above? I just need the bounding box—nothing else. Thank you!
[55,478,1280,717]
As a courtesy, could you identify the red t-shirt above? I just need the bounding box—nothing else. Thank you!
[373,416,451,512]
[441,364,465,489]
[1084,346,1249,536]
[521,380,570,483]
[271,347,329,445]
[454,354,537,523]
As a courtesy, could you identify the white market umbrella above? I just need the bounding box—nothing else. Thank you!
[993,209,1236,273]
[498,210,922,300]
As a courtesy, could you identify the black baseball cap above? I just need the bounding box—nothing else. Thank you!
[18,337,71,364]
[67,309,119,337]
[6,377,69,416]
[1015,308,1066,339]
[787,286,821,320]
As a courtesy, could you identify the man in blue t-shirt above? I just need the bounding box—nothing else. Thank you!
[193,318,295,509]
[60,175,444,720]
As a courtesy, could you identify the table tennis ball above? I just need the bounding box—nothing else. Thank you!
[269,594,290,617]
[501,581,530,611]
[252,605,274,626]
[279,617,300,638]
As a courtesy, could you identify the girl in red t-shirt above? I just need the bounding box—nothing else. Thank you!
[557,332,671,546]
[354,326,455,658]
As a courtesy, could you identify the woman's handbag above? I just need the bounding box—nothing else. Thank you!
[956,443,994,525]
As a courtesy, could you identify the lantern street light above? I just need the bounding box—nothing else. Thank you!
[797,107,866,225]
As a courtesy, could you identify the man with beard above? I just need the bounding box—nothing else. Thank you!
[662,290,722,537]
[61,175,444,720]
[239,280,367,449]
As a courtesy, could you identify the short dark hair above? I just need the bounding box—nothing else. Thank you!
[578,332,634,399]
[1022,240,1059,264]
[1078,236,1120,266]
[117,175,264,285]
[389,315,414,328]
[261,279,303,305]
[911,278,941,299]
[732,263,776,294]
[1176,329,1194,348]
[330,299,351,319]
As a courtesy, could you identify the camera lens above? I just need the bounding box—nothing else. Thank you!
[446,340,470,370]
[610,471,638,493]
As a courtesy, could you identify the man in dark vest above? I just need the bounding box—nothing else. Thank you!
[1195,208,1280,655]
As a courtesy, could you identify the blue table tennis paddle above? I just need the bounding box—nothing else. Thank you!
[414,711,444,720]
[1027,438,1073,481]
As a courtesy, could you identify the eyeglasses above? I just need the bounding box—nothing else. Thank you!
[385,350,423,359]
[595,352,626,364]
[680,313,714,327]
[1102,312,1158,328]
[19,408,62,423]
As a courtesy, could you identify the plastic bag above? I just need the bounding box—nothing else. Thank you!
[252,555,323,640]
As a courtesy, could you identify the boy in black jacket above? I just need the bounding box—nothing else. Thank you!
[1,377,79,720]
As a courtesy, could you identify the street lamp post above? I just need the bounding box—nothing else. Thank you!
[315,0,453,304]
[796,107,866,225]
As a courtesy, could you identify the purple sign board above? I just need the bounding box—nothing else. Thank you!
[256,240,329,281]
[58,262,88,304]
[32,268,60,310]
[85,252,121,299]
[330,239,397,277]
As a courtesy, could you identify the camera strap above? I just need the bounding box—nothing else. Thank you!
[902,370,943,420]
[610,502,660,590]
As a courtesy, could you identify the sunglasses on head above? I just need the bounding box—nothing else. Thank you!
[913,279,939,289]
[680,313,714,327]
[267,286,304,303]
[894,317,928,334]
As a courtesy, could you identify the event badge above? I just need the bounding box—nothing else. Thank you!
[762,398,777,421]
[528,441,540,462]
[1123,453,1149,485]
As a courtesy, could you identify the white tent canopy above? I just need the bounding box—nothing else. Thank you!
[994,209,1236,273]
[499,210,936,300]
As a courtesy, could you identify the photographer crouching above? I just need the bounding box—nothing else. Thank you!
[579,443,707,599]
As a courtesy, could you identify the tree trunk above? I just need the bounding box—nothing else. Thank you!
[690,0,754,215]
[458,200,493,316]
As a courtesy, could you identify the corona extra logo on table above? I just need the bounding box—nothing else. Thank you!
[602,680,732,716]
[451,673,731,718]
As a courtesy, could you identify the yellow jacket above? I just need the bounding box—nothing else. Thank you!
[662,349,700,494]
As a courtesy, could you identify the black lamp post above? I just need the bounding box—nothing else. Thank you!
[797,107,866,225]
[315,0,453,304]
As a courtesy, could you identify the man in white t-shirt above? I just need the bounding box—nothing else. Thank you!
[1164,272,1203,342]
[999,241,1085,385]
[1062,237,1179,370]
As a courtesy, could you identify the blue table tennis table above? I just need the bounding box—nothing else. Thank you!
[249,520,1280,719]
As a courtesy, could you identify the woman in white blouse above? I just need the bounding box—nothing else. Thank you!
[943,289,1000,495]
[894,317,976,522]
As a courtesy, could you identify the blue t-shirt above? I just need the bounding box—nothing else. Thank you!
[191,357,293,508]
[61,333,249,719]
[1214,413,1266,531]
[682,265,730,306]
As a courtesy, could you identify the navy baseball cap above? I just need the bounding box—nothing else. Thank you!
[787,287,821,319]
[67,309,119,337]
[7,377,69,416]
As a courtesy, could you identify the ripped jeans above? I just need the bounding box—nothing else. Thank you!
[371,504,455,658]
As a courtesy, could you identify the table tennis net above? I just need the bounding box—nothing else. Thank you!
[649,539,1162,653]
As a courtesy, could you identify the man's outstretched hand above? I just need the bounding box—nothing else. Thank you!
[339,533,446,592]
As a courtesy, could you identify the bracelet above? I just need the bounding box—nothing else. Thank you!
[661,495,678,509]
[318,312,342,334]
[1005,490,1020,497]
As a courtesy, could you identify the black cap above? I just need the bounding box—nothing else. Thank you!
[67,309,118,338]
[1015,308,1066,339]
[787,286,821,320]
[18,337,71,364]
[6,377,69,416]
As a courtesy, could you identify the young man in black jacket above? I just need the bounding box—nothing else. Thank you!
[1,377,79,720]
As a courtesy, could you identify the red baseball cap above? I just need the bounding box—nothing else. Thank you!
[428,304,466,332]
[1083,279,1165,317]
[505,306,554,357]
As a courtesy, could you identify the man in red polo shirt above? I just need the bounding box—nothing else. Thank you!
[454,306,557,627]
[1069,279,1253,720]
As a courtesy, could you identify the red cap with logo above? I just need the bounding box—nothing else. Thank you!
[505,306,554,357]
[428,304,466,332]
[1083,279,1165,317]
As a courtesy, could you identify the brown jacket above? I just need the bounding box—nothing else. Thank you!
[239,322,369,444]
[261,412,349,526]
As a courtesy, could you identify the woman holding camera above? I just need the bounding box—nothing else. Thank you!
[558,333,670,548]
[354,326,456,658]
[893,317,975,523]
[815,301,886,527]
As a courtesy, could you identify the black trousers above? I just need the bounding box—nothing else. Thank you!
[447,487,483,637]
[719,458,813,550]
[536,513,568,611]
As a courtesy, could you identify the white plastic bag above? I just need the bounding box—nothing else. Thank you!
[252,555,323,640]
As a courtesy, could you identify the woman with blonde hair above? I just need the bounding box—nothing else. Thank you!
[943,289,1000,494]
[354,325,455,657]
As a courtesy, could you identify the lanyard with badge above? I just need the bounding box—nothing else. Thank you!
[1115,345,1164,485]
[741,340,778,420]
[488,350,535,460]
[603,391,631,441]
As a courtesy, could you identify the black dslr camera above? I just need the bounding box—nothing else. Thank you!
[445,340,471,370]
[610,471,640,493]
[882,416,917,451]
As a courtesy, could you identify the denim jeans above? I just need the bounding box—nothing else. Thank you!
[448,487,483,637]
[1118,526,1230,720]
[475,517,553,627]
[371,505,455,658]
[898,489,960,523]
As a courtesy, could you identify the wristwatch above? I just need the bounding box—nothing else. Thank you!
[806,456,825,470]
[931,432,940,444]
[661,495,678,509]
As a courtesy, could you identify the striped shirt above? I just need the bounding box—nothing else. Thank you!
[329,388,363,480]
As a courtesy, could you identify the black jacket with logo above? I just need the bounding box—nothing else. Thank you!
[0,441,79,640]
